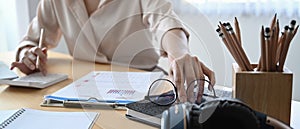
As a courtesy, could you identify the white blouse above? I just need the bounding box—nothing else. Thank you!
[17,0,188,70]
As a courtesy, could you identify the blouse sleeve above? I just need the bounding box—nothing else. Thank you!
[141,0,189,57]
[16,0,61,61]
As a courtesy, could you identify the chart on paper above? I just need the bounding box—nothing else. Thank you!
[50,71,164,101]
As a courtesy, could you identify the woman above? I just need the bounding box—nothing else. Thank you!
[11,0,215,103]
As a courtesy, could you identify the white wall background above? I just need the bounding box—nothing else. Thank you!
[10,0,300,101]
[0,0,19,52]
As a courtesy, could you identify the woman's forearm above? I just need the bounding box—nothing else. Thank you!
[162,29,190,62]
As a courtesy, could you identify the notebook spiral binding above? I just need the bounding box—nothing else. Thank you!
[0,108,25,129]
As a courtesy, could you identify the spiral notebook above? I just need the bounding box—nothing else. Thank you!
[0,108,99,129]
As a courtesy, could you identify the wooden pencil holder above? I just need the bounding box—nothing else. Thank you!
[232,63,293,125]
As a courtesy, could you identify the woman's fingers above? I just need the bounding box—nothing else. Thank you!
[22,56,36,70]
[10,62,35,75]
[170,59,186,102]
[27,47,48,75]
[169,54,216,104]
[38,58,47,75]
[11,47,48,75]
[187,56,205,104]
[184,55,197,103]
[200,62,216,90]
[32,47,47,63]
[26,51,37,61]
[196,61,205,104]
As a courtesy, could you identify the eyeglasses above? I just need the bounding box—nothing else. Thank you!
[145,78,216,106]
[187,79,217,99]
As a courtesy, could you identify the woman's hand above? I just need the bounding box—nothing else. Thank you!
[11,46,48,75]
[169,54,215,104]
[162,29,215,104]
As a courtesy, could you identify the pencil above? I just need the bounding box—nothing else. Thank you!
[276,26,289,64]
[216,27,244,70]
[227,23,241,46]
[290,20,296,30]
[226,23,252,71]
[270,13,277,30]
[217,25,244,70]
[260,26,266,71]
[278,20,296,71]
[292,25,299,39]
[36,28,44,69]
[234,17,241,45]
[270,27,277,71]
[218,23,247,71]
[269,14,278,71]
[265,27,271,71]
[223,22,247,70]
[273,20,280,62]
[272,20,280,71]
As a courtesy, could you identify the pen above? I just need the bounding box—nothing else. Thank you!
[36,28,44,69]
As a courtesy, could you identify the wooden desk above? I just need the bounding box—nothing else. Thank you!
[0,51,156,129]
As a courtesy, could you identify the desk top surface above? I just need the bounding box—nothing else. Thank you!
[0,51,155,129]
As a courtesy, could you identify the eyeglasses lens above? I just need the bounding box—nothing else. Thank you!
[148,79,176,105]
[187,79,214,103]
